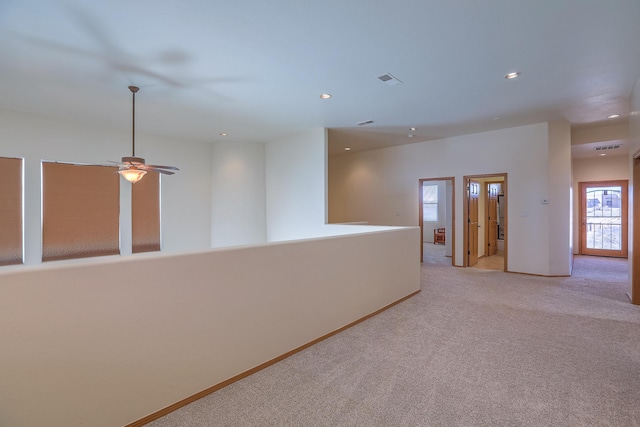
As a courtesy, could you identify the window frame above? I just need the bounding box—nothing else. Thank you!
[422,184,439,222]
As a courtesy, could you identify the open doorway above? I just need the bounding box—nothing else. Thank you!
[419,177,455,265]
[463,174,507,271]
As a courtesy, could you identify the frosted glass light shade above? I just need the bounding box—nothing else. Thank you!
[119,168,147,184]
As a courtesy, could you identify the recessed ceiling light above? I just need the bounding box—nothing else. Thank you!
[409,127,416,131]
[219,132,227,136]
[608,114,620,119]
[344,147,351,151]
[408,134,414,138]
[600,153,607,156]
[320,93,332,99]
[505,72,521,80]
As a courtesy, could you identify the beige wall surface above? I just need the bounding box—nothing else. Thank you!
[211,141,267,247]
[0,227,419,427]
[266,128,328,242]
[329,122,572,276]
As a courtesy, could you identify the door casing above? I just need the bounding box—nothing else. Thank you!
[419,177,455,264]
[485,182,501,257]
[578,180,628,258]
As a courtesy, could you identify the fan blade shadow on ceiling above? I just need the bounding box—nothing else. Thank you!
[13,5,248,95]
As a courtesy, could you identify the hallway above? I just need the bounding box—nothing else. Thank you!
[423,243,504,271]
[150,243,637,426]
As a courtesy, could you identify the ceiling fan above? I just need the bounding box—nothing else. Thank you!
[113,86,179,183]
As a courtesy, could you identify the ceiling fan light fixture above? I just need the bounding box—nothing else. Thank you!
[114,86,179,183]
[119,168,147,184]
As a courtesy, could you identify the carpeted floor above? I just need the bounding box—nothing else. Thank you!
[148,254,640,427]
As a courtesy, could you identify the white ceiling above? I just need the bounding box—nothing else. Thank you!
[1,0,639,157]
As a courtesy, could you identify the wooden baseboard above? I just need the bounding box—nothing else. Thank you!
[125,290,421,427]
[504,270,570,278]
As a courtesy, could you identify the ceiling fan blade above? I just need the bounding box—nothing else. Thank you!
[145,167,176,175]
[71,162,119,168]
[145,164,179,170]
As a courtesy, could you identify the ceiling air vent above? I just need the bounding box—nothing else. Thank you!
[378,73,402,86]
[594,144,622,151]
[357,120,375,126]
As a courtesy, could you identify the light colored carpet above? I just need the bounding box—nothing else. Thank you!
[148,255,640,427]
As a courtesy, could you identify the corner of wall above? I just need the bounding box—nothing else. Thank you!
[548,120,572,275]
[210,141,267,247]
[265,128,328,241]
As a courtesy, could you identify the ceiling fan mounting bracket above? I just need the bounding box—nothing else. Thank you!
[128,85,139,93]
[121,156,145,165]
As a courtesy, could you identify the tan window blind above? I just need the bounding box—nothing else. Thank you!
[42,162,120,262]
[132,171,160,253]
[0,157,23,266]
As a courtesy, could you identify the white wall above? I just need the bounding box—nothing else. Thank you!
[572,154,629,254]
[0,104,425,427]
[548,121,572,275]
[0,109,213,262]
[329,122,573,276]
[0,227,420,427]
[211,141,267,247]
[266,128,327,241]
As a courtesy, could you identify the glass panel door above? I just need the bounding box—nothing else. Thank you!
[580,181,628,257]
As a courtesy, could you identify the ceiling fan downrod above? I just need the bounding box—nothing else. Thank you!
[129,85,139,157]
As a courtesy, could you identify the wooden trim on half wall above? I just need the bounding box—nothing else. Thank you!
[124,290,421,427]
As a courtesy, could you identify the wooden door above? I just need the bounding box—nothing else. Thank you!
[579,180,628,257]
[487,183,499,256]
[467,180,479,266]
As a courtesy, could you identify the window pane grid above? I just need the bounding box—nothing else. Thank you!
[423,184,438,222]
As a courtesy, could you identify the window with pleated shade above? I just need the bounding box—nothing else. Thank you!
[42,162,120,261]
[132,171,160,253]
[0,157,23,266]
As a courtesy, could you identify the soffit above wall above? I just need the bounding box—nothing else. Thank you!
[571,120,629,159]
